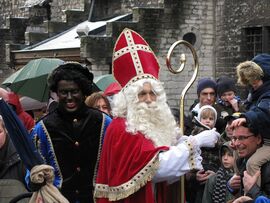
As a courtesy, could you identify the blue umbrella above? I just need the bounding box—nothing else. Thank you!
[0,98,43,170]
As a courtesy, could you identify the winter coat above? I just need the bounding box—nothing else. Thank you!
[202,173,235,203]
[236,157,270,199]
[0,135,26,182]
[242,81,270,145]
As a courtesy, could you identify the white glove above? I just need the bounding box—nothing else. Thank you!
[193,128,220,148]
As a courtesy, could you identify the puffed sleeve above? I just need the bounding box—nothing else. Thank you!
[153,136,202,183]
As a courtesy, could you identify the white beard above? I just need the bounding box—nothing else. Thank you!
[126,101,178,147]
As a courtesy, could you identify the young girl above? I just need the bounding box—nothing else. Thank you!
[191,105,217,135]
[188,105,220,203]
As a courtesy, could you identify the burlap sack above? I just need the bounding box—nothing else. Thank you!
[29,165,69,203]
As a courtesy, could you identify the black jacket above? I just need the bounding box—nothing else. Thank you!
[0,135,26,183]
[39,104,110,203]
[237,157,270,199]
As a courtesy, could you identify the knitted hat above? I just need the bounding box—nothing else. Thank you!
[112,28,160,89]
[252,53,270,82]
[197,78,217,96]
[216,76,236,97]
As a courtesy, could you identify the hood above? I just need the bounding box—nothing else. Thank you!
[196,105,217,125]
[252,53,270,82]
[6,92,23,114]
[219,141,233,160]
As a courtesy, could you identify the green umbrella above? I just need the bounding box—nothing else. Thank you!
[2,58,64,102]
[93,74,116,91]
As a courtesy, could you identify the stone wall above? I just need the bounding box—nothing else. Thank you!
[90,0,163,21]
[215,0,270,98]
[83,0,216,111]
[50,0,86,22]
[83,0,270,110]
[157,0,216,110]
[0,0,86,28]
[0,0,87,82]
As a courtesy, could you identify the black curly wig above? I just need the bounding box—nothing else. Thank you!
[48,62,94,96]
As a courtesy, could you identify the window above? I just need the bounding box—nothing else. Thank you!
[244,26,270,58]
[183,32,196,46]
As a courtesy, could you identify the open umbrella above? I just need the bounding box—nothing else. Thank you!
[0,98,43,170]
[2,58,64,102]
[93,74,117,91]
[20,96,47,111]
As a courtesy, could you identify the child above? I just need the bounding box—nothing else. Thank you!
[232,53,270,186]
[202,142,235,203]
[191,105,217,135]
[221,112,242,147]
[213,76,246,133]
[222,113,241,175]
[188,105,220,203]
[192,105,221,172]
[215,76,246,116]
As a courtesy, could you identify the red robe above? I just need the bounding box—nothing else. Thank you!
[94,117,169,203]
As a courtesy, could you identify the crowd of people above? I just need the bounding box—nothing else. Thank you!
[0,28,270,203]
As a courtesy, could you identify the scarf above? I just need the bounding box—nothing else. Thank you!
[212,167,233,203]
[217,96,241,106]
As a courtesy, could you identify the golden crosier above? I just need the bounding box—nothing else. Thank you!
[166,40,199,203]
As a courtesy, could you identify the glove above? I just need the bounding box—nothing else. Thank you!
[193,128,220,148]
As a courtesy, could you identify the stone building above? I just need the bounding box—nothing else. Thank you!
[1,0,270,111]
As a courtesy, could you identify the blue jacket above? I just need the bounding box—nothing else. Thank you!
[242,81,270,145]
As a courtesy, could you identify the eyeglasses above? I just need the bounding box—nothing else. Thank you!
[231,135,254,142]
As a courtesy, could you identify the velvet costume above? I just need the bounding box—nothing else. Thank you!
[94,117,203,203]
[94,118,169,203]
[29,105,111,202]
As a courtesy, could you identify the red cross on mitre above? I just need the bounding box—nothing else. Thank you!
[112,28,160,88]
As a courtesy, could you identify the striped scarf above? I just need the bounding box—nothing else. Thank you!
[212,167,233,203]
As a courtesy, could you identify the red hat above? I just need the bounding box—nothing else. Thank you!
[104,82,121,96]
[112,28,160,88]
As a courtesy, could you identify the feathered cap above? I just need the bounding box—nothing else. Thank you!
[112,28,160,89]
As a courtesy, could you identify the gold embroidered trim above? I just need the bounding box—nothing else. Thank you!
[40,121,63,187]
[122,74,157,90]
[93,114,106,187]
[94,154,160,201]
[113,44,151,60]
[185,139,196,170]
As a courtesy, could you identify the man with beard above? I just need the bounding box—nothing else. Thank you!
[28,62,111,202]
[94,28,220,203]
